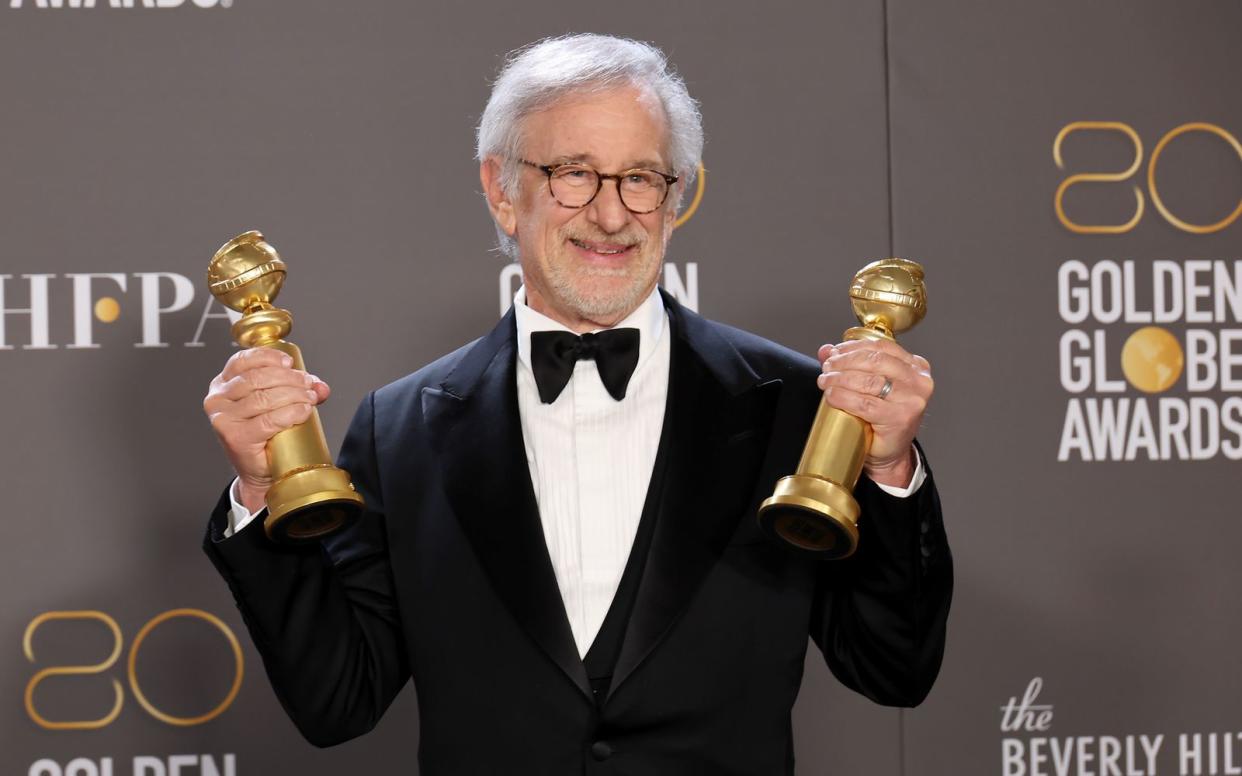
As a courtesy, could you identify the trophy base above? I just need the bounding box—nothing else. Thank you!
[264,464,365,543]
[758,474,860,558]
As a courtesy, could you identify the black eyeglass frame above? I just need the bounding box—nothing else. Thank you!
[518,158,680,214]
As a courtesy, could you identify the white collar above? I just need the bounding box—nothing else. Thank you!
[514,284,666,374]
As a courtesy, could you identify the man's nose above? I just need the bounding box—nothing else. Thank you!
[586,179,632,234]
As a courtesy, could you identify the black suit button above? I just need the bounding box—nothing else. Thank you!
[591,741,613,761]
[920,544,933,558]
[920,521,930,534]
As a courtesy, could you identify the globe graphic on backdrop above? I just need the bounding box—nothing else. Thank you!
[1120,326,1184,393]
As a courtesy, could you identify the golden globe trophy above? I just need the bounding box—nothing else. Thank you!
[758,258,927,558]
[208,230,364,542]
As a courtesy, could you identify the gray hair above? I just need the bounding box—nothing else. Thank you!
[476,34,704,257]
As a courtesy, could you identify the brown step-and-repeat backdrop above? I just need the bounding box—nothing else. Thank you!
[2,1,1238,774]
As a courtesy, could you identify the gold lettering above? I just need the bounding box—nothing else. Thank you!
[126,608,244,726]
[23,611,124,730]
[1148,122,1242,234]
[1054,121,1145,234]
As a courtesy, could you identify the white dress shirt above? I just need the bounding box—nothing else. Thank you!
[512,286,670,656]
[227,285,925,657]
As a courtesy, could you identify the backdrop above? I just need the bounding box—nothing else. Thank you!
[3,1,1239,774]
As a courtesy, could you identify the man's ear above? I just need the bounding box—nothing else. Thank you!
[664,177,687,232]
[480,157,517,237]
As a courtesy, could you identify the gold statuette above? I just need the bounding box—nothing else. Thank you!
[208,230,364,542]
[758,258,927,558]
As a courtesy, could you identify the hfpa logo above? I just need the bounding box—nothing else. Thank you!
[0,273,238,350]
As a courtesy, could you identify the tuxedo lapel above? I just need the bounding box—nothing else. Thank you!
[608,292,782,699]
[421,310,592,701]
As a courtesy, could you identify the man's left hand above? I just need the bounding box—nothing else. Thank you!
[816,339,934,489]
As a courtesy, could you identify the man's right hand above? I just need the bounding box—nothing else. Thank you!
[203,348,331,514]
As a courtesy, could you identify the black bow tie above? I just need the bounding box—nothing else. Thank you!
[530,328,640,404]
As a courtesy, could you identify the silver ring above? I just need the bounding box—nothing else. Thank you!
[877,377,893,400]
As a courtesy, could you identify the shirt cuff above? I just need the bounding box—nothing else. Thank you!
[225,477,264,538]
[871,445,927,499]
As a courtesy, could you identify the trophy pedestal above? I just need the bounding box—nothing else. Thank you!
[760,474,860,557]
[265,465,365,542]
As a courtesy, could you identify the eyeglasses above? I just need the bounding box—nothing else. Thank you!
[519,159,679,215]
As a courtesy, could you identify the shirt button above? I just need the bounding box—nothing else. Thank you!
[919,521,930,534]
[591,741,613,761]
[920,544,933,558]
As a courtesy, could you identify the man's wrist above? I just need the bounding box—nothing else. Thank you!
[864,445,917,489]
[235,479,269,515]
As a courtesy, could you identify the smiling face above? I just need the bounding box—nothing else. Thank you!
[482,86,679,331]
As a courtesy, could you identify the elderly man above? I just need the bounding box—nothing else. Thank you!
[202,33,950,775]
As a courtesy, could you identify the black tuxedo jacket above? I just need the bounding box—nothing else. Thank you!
[204,291,952,775]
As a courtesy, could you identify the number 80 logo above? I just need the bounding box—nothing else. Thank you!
[23,609,244,730]
[1054,121,1242,234]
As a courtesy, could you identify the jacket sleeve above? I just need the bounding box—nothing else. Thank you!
[808,442,953,707]
[202,391,410,746]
